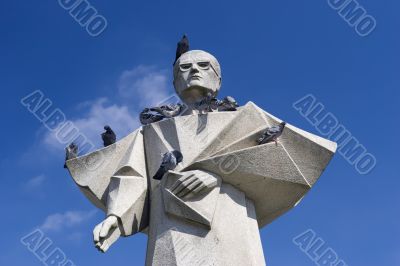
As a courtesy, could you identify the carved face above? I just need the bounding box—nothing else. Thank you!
[173,50,221,105]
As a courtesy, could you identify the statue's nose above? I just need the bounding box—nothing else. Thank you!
[190,64,200,73]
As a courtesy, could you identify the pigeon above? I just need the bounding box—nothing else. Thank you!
[218,96,239,111]
[194,92,218,113]
[173,34,189,65]
[140,108,165,125]
[257,122,286,146]
[64,143,78,168]
[209,97,220,111]
[153,150,183,180]
[140,104,183,125]
[150,103,184,118]
[101,125,116,147]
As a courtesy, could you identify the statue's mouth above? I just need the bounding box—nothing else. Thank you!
[190,75,202,80]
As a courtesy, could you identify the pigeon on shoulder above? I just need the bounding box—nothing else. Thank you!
[194,92,218,113]
[140,104,184,125]
[140,108,165,125]
[149,103,184,118]
[218,96,239,111]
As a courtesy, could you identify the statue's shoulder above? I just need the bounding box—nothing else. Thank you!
[240,101,259,109]
[236,101,266,114]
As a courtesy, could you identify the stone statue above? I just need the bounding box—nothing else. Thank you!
[65,49,337,265]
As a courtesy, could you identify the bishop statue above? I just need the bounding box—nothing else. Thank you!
[66,48,336,266]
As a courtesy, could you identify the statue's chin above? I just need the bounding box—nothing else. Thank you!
[179,86,214,104]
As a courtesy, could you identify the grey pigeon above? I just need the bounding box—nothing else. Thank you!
[218,96,239,111]
[140,108,165,125]
[101,125,116,147]
[64,143,78,168]
[150,103,184,118]
[140,104,184,125]
[257,122,286,146]
[153,150,183,180]
[174,34,189,65]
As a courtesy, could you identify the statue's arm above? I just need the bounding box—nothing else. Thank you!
[66,127,149,252]
[93,175,148,252]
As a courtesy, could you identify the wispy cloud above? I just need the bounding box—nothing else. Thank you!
[40,210,97,232]
[22,174,46,191]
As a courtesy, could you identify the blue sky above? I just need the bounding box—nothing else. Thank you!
[0,0,398,265]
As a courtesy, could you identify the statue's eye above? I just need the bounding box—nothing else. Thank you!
[197,62,210,69]
[180,63,192,71]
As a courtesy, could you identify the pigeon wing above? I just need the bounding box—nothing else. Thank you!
[266,125,280,135]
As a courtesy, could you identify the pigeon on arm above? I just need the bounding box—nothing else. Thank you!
[64,143,78,168]
[101,125,116,147]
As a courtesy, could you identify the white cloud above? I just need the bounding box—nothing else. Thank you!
[43,98,139,151]
[40,210,97,232]
[42,65,171,152]
[118,65,172,107]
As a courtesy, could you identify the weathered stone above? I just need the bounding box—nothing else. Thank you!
[65,49,336,265]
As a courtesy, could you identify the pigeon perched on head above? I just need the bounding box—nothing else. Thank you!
[64,143,78,168]
[257,122,286,146]
[218,96,239,111]
[153,150,183,180]
[101,125,116,147]
[173,34,189,65]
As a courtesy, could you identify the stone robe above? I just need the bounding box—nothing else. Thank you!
[66,102,336,266]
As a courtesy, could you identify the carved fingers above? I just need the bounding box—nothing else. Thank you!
[93,215,118,253]
[170,172,218,199]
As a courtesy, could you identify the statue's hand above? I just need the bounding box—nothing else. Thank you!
[93,215,120,253]
[170,172,217,199]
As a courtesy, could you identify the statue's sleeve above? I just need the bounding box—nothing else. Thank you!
[66,127,149,236]
[106,175,148,236]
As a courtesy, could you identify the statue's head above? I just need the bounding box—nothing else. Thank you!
[173,50,221,105]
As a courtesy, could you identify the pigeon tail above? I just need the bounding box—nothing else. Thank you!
[153,168,166,180]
